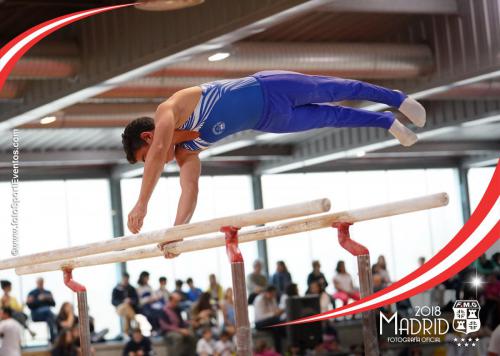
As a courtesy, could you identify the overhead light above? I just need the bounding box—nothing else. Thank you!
[40,116,57,125]
[208,52,230,62]
[356,151,366,157]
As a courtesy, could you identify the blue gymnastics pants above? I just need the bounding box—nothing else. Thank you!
[252,70,406,133]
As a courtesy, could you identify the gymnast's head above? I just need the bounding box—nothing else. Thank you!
[122,116,199,164]
[122,117,157,164]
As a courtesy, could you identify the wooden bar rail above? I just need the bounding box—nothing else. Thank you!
[15,193,448,275]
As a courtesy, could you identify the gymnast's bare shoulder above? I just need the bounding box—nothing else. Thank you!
[158,86,202,128]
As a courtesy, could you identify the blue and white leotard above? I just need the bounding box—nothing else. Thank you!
[178,76,264,151]
[178,71,406,151]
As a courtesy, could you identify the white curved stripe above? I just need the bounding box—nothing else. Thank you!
[305,196,500,322]
[0,8,109,72]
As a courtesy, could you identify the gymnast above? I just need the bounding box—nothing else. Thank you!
[122,70,426,255]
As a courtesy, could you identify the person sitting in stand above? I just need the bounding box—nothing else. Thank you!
[306,260,328,293]
[159,292,196,356]
[191,292,217,337]
[154,276,170,305]
[26,277,57,343]
[196,327,216,356]
[56,302,77,334]
[246,260,268,304]
[1,280,36,337]
[112,273,139,338]
[186,278,202,303]
[123,328,152,356]
[332,261,360,306]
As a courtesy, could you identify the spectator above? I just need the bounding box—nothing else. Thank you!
[196,327,216,356]
[1,279,35,337]
[475,254,495,275]
[159,292,196,356]
[493,252,500,274]
[51,328,77,356]
[221,288,235,335]
[417,256,426,267]
[270,261,292,297]
[332,261,360,306]
[174,280,188,301]
[307,281,332,313]
[154,277,170,304]
[186,278,202,303]
[215,330,235,356]
[0,307,22,356]
[279,283,299,319]
[207,274,223,307]
[26,277,57,342]
[480,273,500,329]
[56,302,77,334]
[254,340,281,356]
[489,324,500,356]
[123,328,152,356]
[307,260,328,293]
[191,292,216,336]
[112,273,139,337]
[247,260,268,304]
[376,255,391,284]
[137,271,163,331]
[254,286,285,353]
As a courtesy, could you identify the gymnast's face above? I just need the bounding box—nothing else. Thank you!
[136,131,175,164]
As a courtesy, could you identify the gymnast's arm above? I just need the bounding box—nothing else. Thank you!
[128,102,176,233]
[174,148,201,226]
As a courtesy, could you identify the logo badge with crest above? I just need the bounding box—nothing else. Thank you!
[452,300,481,334]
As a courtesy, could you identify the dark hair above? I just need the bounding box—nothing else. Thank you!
[186,278,193,284]
[336,260,345,273]
[277,261,288,272]
[122,272,130,279]
[57,302,73,323]
[159,277,167,283]
[131,328,142,335]
[285,283,298,297]
[265,285,277,293]
[138,271,150,286]
[193,292,212,314]
[175,279,183,287]
[1,307,13,317]
[122,117,155,164]
[0,280,11,289]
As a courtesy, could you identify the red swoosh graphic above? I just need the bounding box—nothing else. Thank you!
[0,4,134,91]
[280,159,500,326]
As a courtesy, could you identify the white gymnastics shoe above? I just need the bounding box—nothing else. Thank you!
[398,96,426,127]
[388,117,418,147]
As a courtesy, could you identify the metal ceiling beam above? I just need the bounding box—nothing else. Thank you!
[285,156,461,173]
[213,0,500,161]
[322,0,458,14]
[461,154,499,168]
[0,0,334,132]
[258,100,500,174]
[374,141,500,154]
[0,149,125,167]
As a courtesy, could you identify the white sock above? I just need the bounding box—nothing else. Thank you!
[388,118,418,147]
[398,96,426,127]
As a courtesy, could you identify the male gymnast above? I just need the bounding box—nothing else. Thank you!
[122,70,426,256]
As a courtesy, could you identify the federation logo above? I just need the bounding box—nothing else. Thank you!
[452,300,481,334]
[212,121,226,135]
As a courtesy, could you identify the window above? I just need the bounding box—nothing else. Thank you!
[121,175,257,295]
[0,179,119,345]
[262,169,463,295]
